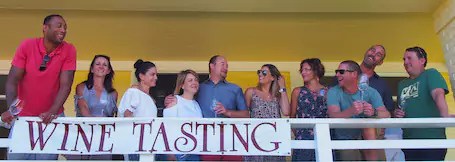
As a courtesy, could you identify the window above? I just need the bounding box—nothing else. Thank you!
[0,74,7,160]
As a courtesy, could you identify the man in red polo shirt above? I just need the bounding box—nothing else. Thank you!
[0,14,76,160]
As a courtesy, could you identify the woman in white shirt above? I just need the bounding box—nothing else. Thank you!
[164,69,202,161]
[118,59,158,161]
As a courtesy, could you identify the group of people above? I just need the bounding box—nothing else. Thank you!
[0,14,454,161]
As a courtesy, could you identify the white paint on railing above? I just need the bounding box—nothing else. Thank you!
[138,155,155,162]
[314,124,333,162]
[289,118,455,128]
[0,139,9,148]
[0,118,454,161]
[331,140,455,149]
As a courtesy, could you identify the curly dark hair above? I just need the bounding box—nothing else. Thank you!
[300,58,325,79]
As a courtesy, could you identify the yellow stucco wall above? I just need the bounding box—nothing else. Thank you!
[0,7,452,160]
[0,9,445,63]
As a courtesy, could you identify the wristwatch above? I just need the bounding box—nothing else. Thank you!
[279,88,286,93]
[372,108,378,118]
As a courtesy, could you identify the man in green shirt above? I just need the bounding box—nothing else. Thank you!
[394,46,453,161]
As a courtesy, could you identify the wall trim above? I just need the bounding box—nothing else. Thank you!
[0,59,448,88]
[0,60,447,74]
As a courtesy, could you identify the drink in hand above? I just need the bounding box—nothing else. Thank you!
[0,99,24,129]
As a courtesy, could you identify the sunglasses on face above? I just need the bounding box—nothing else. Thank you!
[335,69,354,75]
[257,70,268,76]
[39,54,51,71]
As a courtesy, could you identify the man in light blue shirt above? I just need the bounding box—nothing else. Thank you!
[197,55,248,118]
[327,60,389,161]
[165,55,248,161]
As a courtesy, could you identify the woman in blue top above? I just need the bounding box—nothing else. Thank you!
[67,55,118,160]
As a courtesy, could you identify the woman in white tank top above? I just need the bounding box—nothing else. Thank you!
[164,69,202,161]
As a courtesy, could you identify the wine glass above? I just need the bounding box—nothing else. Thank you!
[357,74,369,117]
[1,99,24,129]
[358,74,369,102]
[212,98,218,118]
[398,96,406,112]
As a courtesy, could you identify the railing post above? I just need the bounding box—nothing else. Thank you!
[314,123,333,162]
[139,154,155,162]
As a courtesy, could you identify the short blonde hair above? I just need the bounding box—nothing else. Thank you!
[174,69,199,95]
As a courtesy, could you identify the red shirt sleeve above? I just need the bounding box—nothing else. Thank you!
[61,44,77,71]
[11,39,29,69]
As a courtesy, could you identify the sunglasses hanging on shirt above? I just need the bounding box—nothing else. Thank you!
[39,54,50,71]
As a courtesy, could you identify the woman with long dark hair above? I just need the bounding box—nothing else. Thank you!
[75,55,117,117]
[69,55,117,160]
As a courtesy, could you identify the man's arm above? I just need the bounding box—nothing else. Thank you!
[75,83,92,117]
[382,83,395,113]
[328,103,361,118]
[373,106,390,118]
[290,87,300,118]
[220,87,249,118]
[40,70,74,123]
[5,66,24,108]
[431,88,449,117]
[2,66,25,123]
[224,110,250,118]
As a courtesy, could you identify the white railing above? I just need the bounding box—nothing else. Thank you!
[290,118,455,161]
[1,118,455,161]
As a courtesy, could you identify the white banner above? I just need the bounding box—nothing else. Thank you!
[9,117,291,156]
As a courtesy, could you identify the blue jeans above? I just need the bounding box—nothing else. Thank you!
[126,154,140,161]
[175,154,200,161]
[403,148,447,161]
[7,113,65,160]
[7,153,58,160]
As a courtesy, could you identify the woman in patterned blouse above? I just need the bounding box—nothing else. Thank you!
[290,58,328,161]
